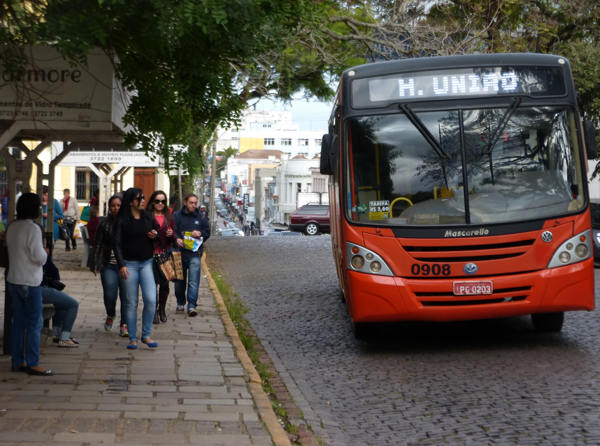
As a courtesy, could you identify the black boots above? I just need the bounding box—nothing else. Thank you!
[154,285,169,324]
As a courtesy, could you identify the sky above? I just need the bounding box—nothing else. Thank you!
[253,97,333,132]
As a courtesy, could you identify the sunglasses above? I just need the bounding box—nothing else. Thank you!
[135,195,145,201]
[154,199,167,204]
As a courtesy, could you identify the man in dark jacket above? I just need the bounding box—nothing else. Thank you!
[173,193,210,317]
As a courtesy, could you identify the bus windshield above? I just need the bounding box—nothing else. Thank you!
[346,106,584,226]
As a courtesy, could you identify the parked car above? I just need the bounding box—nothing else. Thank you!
[289,204,330,235]
[219,228,244,236]
[591,203,600,265]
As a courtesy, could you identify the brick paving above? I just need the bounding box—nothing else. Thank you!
[0,248,273,446]
[207,236,600,446]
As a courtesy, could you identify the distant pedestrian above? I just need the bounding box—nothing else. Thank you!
[113,188,158,349]
[89,189,99,208]
[41,185,64,246]
[92,196,128,337]
[7,193,52,376]
[59,188,79,251]
[86,206,100,247]
[173,193,210,317]
[146,190,176,324]
[200,205,209,220]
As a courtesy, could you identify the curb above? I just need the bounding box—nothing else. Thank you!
[202,254,292,446]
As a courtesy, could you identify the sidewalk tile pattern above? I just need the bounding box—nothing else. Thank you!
[0,250,272,445]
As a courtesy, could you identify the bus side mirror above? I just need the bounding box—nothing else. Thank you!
[320,134,339,175]
[584,120,597,159]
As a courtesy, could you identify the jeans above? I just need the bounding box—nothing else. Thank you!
[119,259,156,342]
[65,222,76,249]
[175,256,201,311]
[8,283,43,367]
[101,264,127,322]
[41,286,79,341]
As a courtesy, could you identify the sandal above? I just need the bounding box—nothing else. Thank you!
[54,336,79,344]
[58,340,79,348]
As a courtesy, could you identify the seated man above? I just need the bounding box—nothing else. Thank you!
[42,256,80,348]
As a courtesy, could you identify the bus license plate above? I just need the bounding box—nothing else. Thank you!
[453,281,493,296]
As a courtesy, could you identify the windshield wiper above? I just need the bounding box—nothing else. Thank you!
[485,97,522,153]
[399,103,449,159]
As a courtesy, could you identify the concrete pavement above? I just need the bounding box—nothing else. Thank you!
[0,247,286,446]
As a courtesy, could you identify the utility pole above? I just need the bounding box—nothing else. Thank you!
[209,132,217,236]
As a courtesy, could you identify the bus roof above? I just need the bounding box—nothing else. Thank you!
[345,53,570,79]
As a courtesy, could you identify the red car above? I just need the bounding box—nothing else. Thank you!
[289,204,330,236]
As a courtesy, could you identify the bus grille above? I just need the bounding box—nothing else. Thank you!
[403,239,535,263]
[414,286,531,307]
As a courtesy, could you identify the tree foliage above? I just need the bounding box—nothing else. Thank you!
[325,0,600,158]
[1,0,358,173]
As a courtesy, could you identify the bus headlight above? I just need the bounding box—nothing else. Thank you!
[347,243,394,276]
[548,230,592,268]
[559,252,570,263]
[575,244,588,258]
[370,261,382,273]
[351,256,365,269]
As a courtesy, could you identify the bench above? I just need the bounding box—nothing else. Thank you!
[41,303,56,344]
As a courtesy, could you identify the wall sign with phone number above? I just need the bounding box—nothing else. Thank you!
[411,264,451,276]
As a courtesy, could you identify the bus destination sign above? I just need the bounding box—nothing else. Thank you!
[352,66,566,108]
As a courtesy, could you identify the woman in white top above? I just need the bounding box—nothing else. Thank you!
[6,193,53,376]
[59,188,79,251]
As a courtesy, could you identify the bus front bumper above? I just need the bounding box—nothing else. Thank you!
[347,258,595,323]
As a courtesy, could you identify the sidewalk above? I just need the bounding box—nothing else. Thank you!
[0,248,286,446]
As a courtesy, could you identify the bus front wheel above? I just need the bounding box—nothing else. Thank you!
[531,312,564,332]
[352,321,376,339]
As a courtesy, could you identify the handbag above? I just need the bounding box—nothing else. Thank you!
[80,206,90,222]
[172,251,184,280]
[62,216,75,225]
[58,221,70,240]
[45,277,66,291]
[153,251,176,284]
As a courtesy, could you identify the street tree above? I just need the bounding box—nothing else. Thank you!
[0,0,359,179]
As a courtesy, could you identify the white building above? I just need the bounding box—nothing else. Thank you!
[273,154,320,225]
[216,109,325,159]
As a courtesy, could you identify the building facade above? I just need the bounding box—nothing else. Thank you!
[216,109,324,159]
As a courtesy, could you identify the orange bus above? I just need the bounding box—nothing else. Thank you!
[320,54,597,338]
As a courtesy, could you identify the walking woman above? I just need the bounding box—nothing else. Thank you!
[92,195,128,337]
[146,190,176,324]
[7,193,53,375]
[113,188,158,349]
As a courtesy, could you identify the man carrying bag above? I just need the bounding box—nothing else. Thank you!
[173,193,210,317]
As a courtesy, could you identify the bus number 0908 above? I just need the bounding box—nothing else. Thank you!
[411,264,451,276]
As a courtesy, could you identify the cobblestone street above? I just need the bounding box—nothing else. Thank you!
[207,236,600,446]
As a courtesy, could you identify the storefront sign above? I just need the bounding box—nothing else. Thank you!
[0,46,127,131]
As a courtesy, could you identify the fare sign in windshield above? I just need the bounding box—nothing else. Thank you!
[352,66,566,108]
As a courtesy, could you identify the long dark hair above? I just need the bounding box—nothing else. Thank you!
[146,190,172,223]
[116,187,143,227]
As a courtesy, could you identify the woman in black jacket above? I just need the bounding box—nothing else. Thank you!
[113,188,158,349]
[92,195,128,337]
